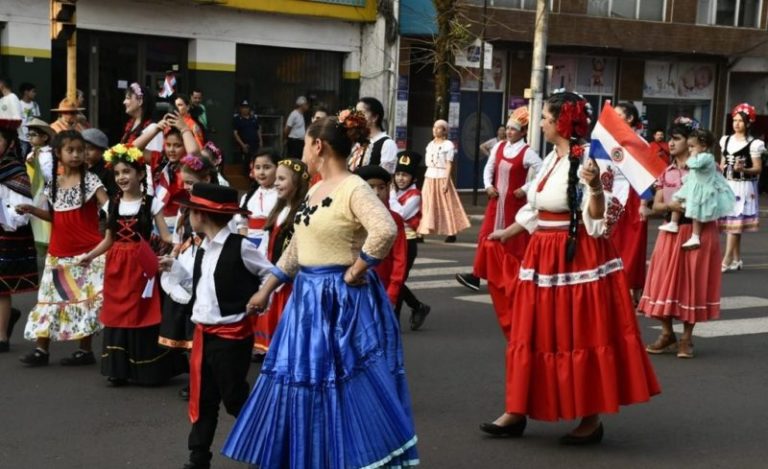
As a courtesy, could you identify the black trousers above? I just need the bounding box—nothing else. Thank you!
[286,138,305,159]
[187,333,253,466]
[395,238,422,320]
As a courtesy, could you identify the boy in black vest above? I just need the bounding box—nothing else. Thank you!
[162,183,273,469]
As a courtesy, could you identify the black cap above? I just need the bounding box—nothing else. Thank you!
[395,150,422,177]
[355,165,391,184]
[239,99,250,107]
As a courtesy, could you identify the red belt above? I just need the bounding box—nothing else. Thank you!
[188,320,253,423]
[248,217,267,230]
[538,211,570,221]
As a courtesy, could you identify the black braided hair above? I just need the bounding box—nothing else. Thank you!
[545,92,590,262]
[49,130,87,206]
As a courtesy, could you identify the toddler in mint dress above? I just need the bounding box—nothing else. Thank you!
[659,129,735,249]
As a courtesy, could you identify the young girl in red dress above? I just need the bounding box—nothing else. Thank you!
[17,130,109,367]
[76,144,186,385]
[252,158,310,356]
[480,92,659,444]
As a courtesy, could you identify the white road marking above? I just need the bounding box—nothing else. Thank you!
[408,279,466,290]
[423,239,478,249]
[652,317,768,338]
[414,257,458,265]
[408,267,464,278]
[454,294,492,304]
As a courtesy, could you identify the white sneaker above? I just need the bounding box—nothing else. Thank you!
[681,235,701,250]
[658,222,679,233]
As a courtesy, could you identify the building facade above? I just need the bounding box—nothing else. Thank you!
[1,0,399,182]
[400,0,768,188]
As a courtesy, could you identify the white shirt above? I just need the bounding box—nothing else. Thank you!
[286,109,306,139]
[102,196,163,218]
[483,139,542,191]
[0,185,33,231]
[719,135,765,159]
[140,125,164,153]
[0,93,23,139]
[365,132,398,174]
[515,150,609,238]
[389,185,421,222]
[20,100,40,142]
[234,186,279,238]
[424,139,456,179]
[26,146,54,184]
[188,227,273,325]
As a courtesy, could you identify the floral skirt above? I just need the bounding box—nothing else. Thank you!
[223,265,419,468]
[719,179,759,233]
[24,253,104,342]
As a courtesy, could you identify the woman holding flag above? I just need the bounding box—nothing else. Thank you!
[479,92,659,444]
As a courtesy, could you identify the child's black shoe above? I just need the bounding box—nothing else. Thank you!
[60,350,96,366]
[19,348,49,367]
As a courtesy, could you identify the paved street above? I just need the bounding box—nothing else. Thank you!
[2,198,767,469]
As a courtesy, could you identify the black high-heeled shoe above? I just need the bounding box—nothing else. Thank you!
[479,417,527,437]
[559,422,604,446]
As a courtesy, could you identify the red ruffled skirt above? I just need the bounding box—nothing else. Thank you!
[638,222,721,323]
[252,283,292,353]
[504,226,660,421]
[473,197,529,279]
[475,239,520,340]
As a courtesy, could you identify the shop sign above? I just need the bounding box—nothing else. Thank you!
[643,61,715,100]
[548,55,616,96]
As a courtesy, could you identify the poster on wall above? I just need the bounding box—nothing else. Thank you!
[643,61,716,99]
[394,75,409,149]
[548,56,616,95]
[459,49,506,92]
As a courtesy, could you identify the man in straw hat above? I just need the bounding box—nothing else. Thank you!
[50,98,86,134]
[160,183,273,469]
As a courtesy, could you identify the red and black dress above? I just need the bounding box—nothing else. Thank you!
[474,140,539,337]
[100,196,187,384]
[253,208,294,353]
[0,156,38,297]
[499,151,659,421]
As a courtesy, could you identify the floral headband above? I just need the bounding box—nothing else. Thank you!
[336,108,368,131]
[278,159,310,180]
[203,141,223,166]
[129,82,143,98]
[180,154,208,172]
[673,116,700,131]
[104,144,145,169]
[731,103,756,124]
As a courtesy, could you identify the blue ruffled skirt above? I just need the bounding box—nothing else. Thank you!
[222,265,419,468]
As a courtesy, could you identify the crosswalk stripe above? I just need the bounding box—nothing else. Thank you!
[652,317,768,338]
[408,267,463,278]
[408,279,465,291]
[423,239,477,249]
[414,257,458,265]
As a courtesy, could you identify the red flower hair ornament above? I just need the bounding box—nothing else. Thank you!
[556,100,589,141]
[731,103,756,124]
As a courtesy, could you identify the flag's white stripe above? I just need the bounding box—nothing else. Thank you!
[592,123,657,191]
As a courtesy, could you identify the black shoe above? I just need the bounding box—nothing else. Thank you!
[60,350,96,366]
[455,273,480,291]
[410,304,431,331]
[444,235,457,243]
[107,377,128,387]
[0,341,9,353]
[19,348,50,367]
[479,417,527,437]
[8,308,21,339]
[178,385,190,401]
[252,352,266,363]
[559,423,604,446]
[415,236,424,244]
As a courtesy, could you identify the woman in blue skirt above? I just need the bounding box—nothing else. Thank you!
[222,110,419,468]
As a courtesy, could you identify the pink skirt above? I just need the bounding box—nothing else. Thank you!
[417,177,470,236]
[638,222,721,323]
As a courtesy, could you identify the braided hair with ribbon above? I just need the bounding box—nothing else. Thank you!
[545,92,591,262]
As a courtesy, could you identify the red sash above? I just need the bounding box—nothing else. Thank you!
[188,320,253,423]
[247,217,267,230]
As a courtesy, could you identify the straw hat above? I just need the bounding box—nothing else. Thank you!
[51,98,85,113]
[26,117,56,140]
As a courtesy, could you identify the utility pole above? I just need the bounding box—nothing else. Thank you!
[527,0,549,154]
[51,0,77,101]
[472,0,488,206]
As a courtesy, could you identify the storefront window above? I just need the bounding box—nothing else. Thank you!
[587,0,666,21]
[697,0,762,27]
[464,0,550,10]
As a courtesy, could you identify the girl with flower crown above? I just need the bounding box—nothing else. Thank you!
[16,130,109,367]
[75,144,186,385]
[222,111,419,468]
[479,92,659,444]
[251,158,310,356]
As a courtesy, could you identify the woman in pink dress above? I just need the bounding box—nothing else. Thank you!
[639,117,722,359]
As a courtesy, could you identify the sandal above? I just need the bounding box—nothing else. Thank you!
[677,338,694,358]
[646,333,677,354]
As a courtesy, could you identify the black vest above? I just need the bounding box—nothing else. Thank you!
[723,135,756,180]
[191,233,261,317]
[369,136,390,166]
